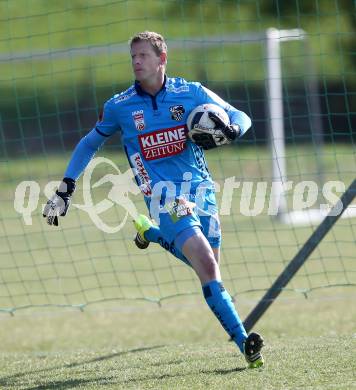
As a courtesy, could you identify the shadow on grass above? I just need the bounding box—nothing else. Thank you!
[23,367,246,390]
[117,366,246,386]
[0,345,165,388]
[26,376,115,390]
[211,367,246,375]
[1,346,248,389]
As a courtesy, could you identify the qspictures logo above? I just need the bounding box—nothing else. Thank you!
[14,157,141,234]
[12,156,352,233]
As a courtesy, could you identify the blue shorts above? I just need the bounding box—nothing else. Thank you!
[152,189,221,251]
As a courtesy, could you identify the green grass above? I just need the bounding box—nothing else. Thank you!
[0,144,355,311]
[0,145,356,388]
[1,3,355,387]
[1,338,354,390]
[0,295,355,389]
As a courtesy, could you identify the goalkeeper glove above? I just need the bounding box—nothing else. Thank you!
[43,177,76,226]
[190,111,241,150]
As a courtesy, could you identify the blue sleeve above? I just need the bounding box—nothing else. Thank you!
[64,100,120,180]
[95,99,121,137]
[194,83,252,137]
[64,129,107,180]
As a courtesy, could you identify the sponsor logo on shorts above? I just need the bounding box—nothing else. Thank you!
[165,197,194,223]
[132,110,145,131]
[138,125,187,160]
[129,152,152,196]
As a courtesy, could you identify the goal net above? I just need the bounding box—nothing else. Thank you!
[1,1,355,314]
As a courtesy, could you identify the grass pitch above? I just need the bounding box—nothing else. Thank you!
[0,145,355,388]
[0,293,355,389]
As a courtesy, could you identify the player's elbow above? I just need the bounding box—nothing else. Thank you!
[81,128,106,151]
[237,111,252,137]
[246,114,252,131]
[241,112,252,132]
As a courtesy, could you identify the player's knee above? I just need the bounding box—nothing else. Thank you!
[203,261,219,279]
[198,252,219,279]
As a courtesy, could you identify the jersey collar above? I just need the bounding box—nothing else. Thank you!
[134,75,167,97]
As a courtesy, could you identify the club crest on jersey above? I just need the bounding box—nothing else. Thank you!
[132,110,145,131]
[169,105,185,121]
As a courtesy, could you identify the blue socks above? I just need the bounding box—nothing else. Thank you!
[144,224,161,243]
[203,280,248,353]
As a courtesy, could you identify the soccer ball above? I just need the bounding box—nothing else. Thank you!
[186,103,230,136]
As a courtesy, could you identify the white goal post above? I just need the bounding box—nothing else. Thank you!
[264,28,356,224]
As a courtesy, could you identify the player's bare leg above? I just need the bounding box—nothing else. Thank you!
[212,247,220,264]
[181,231,220,284]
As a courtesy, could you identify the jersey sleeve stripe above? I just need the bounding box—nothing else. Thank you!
[95,127,110,137]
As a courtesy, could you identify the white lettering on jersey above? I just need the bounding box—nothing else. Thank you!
[166,85,189,93]
[130,153,152,196]
[138,125,188,161]
[113,90,137,104]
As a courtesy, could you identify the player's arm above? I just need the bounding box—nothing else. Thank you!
[43,101,120,226]
[192,84,252,149]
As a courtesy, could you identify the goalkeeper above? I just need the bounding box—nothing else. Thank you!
[43,31,264,368]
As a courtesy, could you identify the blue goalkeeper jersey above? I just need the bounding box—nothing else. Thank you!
[65,76,251,210]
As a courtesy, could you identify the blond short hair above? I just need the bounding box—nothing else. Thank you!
[129,31,167,56]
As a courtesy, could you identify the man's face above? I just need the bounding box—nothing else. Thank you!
[130,41,165,82]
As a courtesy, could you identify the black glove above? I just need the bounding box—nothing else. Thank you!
[190,112,240,150]
[43,177,76,226]
[208,111,241,142]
